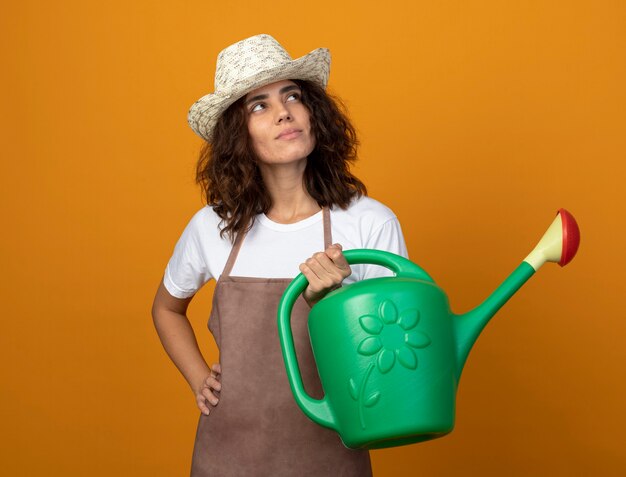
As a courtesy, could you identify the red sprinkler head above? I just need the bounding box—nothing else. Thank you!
[557,208,580,267]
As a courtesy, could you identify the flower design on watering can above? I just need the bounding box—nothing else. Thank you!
[349,299,431,429]
[358,300,431,372]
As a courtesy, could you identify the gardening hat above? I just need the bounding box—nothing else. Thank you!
[187,34,331,142]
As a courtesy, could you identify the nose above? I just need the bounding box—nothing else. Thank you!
[275,103,292,124]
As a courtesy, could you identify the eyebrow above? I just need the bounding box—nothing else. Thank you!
[244,84,301,106]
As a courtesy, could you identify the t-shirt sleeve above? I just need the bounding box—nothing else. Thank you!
[163,212,212,299]
[358,217,409,280]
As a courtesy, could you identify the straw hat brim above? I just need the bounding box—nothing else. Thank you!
[188,47,330,142]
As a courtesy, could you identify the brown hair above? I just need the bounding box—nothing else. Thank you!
[195,80,367,242]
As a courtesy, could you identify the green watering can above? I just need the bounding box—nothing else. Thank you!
[277,209,580,449]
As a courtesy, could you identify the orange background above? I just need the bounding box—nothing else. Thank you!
[2,1,625,475]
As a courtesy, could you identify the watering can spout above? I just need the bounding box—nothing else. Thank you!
[453,209,580,379]
[452,262,535,379]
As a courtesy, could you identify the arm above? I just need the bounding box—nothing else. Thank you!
[151,280,221,415]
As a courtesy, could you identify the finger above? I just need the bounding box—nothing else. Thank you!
[312,252,343,277]
[211,363,221,375]
[201,387,220,405]
[311,249,350,282]
[299,262,321,289]
[326,244,350,273]
[300,259,320,280]
[197,396,211,415]
[301,258,335,290]
[299,263,332,295]
[203,376,222,391]
[209,370,221,383]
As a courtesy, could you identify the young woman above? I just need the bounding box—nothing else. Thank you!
[152,34,408,476]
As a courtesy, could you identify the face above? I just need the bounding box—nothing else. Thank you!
[244,80,315,166]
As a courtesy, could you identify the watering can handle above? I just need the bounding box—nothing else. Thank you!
[277,249,434,431]
[341,249,435,282]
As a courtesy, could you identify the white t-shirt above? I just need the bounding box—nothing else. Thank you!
[164,196,408,299]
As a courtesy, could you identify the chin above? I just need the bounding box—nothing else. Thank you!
[258,141,315,165]
[278,146,315,164]
[274,155,309,166]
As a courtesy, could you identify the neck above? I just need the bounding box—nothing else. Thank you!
[259,159,320,224]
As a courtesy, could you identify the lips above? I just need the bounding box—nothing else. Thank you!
[276,128,302,140]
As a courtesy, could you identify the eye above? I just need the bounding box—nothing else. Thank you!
[286,92,301,102]
[250,102,265,113]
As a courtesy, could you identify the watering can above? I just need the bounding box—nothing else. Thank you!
[277,209,580,449]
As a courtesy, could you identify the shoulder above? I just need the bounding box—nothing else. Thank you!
[165,205,231,291]
[332,195,398,228]
[174,205,229,250]
[331,196,408,280]
[188,204,222,225]
[184,205,224,235]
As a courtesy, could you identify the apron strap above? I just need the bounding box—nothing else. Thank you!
[221,228,246,277]
[222,207,333,277]
[322,206,332,249]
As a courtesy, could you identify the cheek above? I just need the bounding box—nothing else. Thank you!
[301,110,315,148]
[306,123,316,152]
[247,121,268,153]
[246,120,258,143]
[306,133,316,154]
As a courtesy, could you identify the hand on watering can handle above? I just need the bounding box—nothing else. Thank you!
[299,243,351,308]
[195,363,221,416]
